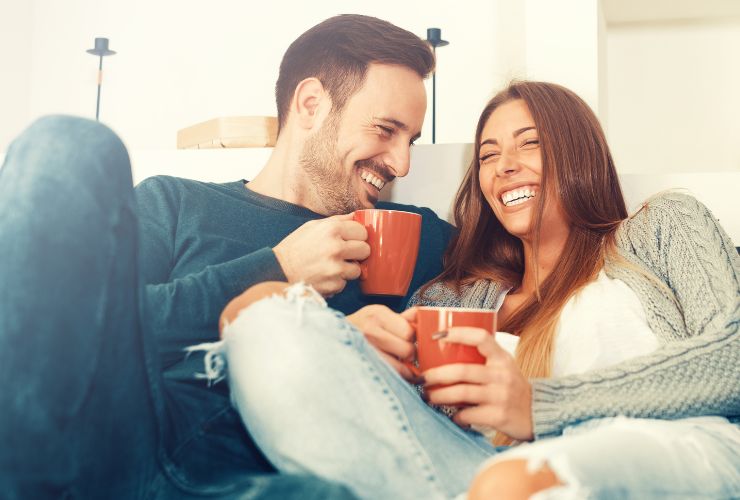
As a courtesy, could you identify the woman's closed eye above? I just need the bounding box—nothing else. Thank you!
[479,151,500,163]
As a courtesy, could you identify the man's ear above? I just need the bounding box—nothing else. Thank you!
[291,77,331,130]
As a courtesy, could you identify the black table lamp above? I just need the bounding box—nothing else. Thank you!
[426,28,449,144]
[86,38,116,121]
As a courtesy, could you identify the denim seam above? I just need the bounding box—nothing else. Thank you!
[154,405,249,496]
[154,288,324,496]
[427,403,500,457]
[337,319,448,499]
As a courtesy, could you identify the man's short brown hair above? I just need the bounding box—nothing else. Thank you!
[275,14,435,131]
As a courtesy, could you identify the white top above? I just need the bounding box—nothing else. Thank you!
[482,271,662,440]
[552,270,659,377]
[496,270,659,377]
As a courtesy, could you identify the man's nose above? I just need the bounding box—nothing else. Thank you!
[387,144,411,178]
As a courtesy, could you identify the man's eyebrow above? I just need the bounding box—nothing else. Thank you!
[480,126,536,147]
[376,117,409,131]
[376,116,421,142]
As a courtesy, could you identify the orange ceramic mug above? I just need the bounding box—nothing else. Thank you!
[353,209,422,296]
[415,306,496,372]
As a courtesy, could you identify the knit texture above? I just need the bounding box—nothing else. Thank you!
[409,193,740,438]
[135,175,452,375]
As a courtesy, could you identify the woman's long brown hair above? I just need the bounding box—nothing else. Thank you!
[422,81,628,444]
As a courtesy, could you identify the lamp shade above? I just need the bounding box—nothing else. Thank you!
[86,38,116,56]
[426,28,449,48]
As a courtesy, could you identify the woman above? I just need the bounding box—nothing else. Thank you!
[212,81,740,499]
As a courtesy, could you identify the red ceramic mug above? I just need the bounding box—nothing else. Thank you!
[353,209,421,296]
[415,306,497,372]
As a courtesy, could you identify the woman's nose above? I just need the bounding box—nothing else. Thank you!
[496,151,520,176]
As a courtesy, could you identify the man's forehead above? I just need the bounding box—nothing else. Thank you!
[362,63,425,95]
[349,64,427,129]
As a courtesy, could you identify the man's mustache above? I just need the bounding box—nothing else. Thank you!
[355,160,395,183]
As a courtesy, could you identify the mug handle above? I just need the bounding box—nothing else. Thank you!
[403,360,422,378]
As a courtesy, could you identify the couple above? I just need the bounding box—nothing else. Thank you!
[214,72,740,498]
[1,13,738,500]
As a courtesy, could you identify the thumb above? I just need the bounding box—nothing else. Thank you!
[330,213,356,221]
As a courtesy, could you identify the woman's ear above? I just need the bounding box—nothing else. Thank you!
[291,77,332,130]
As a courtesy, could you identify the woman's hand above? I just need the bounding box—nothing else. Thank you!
[347,305,420,382]
[423,327,534,441]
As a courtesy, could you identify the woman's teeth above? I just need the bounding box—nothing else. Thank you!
[360,171,385,190]
[502,188,536,207]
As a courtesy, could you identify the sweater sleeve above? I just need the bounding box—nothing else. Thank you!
[135,177,286,365]
[530,193,740,438]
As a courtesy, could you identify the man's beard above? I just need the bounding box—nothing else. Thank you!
[300,115,360,215]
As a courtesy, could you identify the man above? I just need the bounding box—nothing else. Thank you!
[0,14,451,498]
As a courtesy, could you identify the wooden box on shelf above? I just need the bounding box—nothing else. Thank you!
[177,116,278,149]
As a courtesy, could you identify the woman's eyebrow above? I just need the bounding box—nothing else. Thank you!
[513,126,535,137]
[480,127,537,147]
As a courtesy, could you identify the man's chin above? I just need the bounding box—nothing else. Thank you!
[364,194,378,208]
[356,192,377,210]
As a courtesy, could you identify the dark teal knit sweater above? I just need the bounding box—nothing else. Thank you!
[134,175,452,374]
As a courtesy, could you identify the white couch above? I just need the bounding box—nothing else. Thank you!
[124,144,740,245]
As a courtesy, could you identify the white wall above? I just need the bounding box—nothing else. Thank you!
[7,1,739,180]
[0,1,33,147]
[607,20,740,173]
[3,0,500,151]
[3,0,613,153]
[523,0,604,115]
[487,0,606,117]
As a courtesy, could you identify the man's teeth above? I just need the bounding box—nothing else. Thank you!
[502,188,536,207]
[360,171,385,190]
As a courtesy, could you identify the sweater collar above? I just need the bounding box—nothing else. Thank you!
[236,180,325,220]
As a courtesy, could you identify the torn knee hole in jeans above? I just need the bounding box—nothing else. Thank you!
[183,340,227,385]
[486,453,588,500]
[525,453,589,500]
[183,282,326,385]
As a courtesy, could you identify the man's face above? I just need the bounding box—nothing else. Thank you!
[300,63,427,215]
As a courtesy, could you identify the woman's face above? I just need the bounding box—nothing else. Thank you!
[478,99,568,242]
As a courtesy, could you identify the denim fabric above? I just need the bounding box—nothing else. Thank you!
[0,116,355,500]
[222,285,740,500]
[488,416,740,499]
[221,286,500,500]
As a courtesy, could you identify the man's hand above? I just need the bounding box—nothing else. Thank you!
[273,213,370,297]
[347,306,420,382]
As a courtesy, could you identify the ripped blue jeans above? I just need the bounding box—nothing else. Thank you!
[204,284,740,500]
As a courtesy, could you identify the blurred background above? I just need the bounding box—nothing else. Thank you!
[2,0,739,177]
